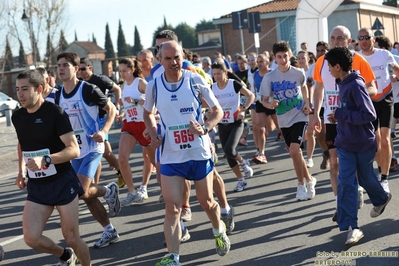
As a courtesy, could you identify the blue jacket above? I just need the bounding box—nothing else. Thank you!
[334,71,377,152]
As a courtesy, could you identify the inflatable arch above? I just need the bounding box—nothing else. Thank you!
[295,0,344,54]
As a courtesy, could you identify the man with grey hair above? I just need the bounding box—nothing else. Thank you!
[144,40,230,265]
[202,56,212,77]
[137,49,154,82]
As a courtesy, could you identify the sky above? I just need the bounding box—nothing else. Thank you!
[67,0,269,50]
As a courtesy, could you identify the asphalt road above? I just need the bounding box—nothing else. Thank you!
[1,120,399,266]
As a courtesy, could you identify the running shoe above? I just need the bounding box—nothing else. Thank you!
[93,229,120,248]
[238,137,248,146]
[214,221,231,256]
[221,205,235,235]
[137,186,149,200]
[296,183,307,201]
[320,155,329,170]
[345,226,364,246]
[370,193,392,218]
[253,154,267,164]
[390,158,398,172]
[121,191,144,206]
[181,207,192,222]
[117,172,125,188]
[306,177,317,199]
[55,247,77,266]
[234,180,248,192]
[156,253,181,266]
[240,159,253,178]
[104,182,121,217]
[305,158,314,168]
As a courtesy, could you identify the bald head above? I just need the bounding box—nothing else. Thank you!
[159,41,184,77]
[330,25,352,48]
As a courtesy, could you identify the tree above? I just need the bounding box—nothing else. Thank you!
[195,19,217,32]
[44,32,57,67]
[174,22,197,48]
[152,16,174,46]
[4,0,68,67]
[117,20,129,57]
[18,39,27,68]
[104,23,116,59]
[132,26,143,55]
[4,37,15,71]
[58,29,68,53]
[92,33,97,44]
[74,30,78,41]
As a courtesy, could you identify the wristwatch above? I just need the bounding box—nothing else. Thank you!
[201,124,209,135]
[43,155,52,167]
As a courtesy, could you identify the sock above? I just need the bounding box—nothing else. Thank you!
[140,185,147,191]
[221,205,231,215]
[323,150,330,158]
[212,223,225,236]
[169,253,180,263]
[393,156,397,159]
[182,204,190,209]
[180,220,185,230]
[59,248,71,261]
[117,170,121,174]
[378,166,381,174]
[104,223,114,232]
[381,174,388,181]
[335,196,337,202]
[238,177,245,182]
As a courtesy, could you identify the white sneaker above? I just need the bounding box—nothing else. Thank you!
[305,158,314,168]
[94,229,120,248]
[345,226,364,246]
[306,177,317,199]
[121,191,144,206]
[234,180,248,192]
[296,183,308,201]
[137,186,149,200]
[240,159,254,179]
[380,180,390,193]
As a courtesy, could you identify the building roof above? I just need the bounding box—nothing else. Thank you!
[72,41,106,53]
[221,0,358,18]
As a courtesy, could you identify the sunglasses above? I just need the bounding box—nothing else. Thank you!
[78,67,88,71]
[358,35,371,41]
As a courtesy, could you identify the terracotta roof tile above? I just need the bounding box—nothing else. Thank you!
[221,0,358,18]
[73,41,105,52]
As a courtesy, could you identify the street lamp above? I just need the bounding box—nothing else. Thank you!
[21,9,37,67]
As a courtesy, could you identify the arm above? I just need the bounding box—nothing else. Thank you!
[301,84,311,115]
[24,131,80,173]
[366,80,377,97]
[16,142,26,189]
[238,85,255,120]
[311,81,324,131]
[92,101,116,142]
[111,83,122,109]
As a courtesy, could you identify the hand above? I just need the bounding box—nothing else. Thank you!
[15,173,27,189]
[115,114,123,124]
[150,134,162,148]
[327,113,337,124]
[25,156,44,172]
[302,103,311,115]
[189,120,205,135]
[311,115,322,133]
[270,100,279,109]
[90,130,105,143]
[236,109,245,121]
[143,128,150,139]
[124,97,134,104]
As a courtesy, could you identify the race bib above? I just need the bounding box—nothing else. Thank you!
[325,91,340,112]
[23,148,57,178]
[124,104,143,122]
[221,107,234,123]
[167,123,200,151]
[74,128,88,151]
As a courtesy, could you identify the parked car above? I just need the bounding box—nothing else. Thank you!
[0,92,20,116]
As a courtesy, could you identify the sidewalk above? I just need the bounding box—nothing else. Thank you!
[0,119,122,179]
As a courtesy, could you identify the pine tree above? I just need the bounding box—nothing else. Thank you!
[44,33,53,67]
[92,33,97,44]
[4,37,15,71]
[18,40,27,68]
[132,26,143,55]
[75,30,78,41]
[104,23,116,59]
[58,30,69,53]
[152,17,174,46]
[117,20,129,57]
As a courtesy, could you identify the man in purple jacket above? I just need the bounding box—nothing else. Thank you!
[325,47,392,246]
